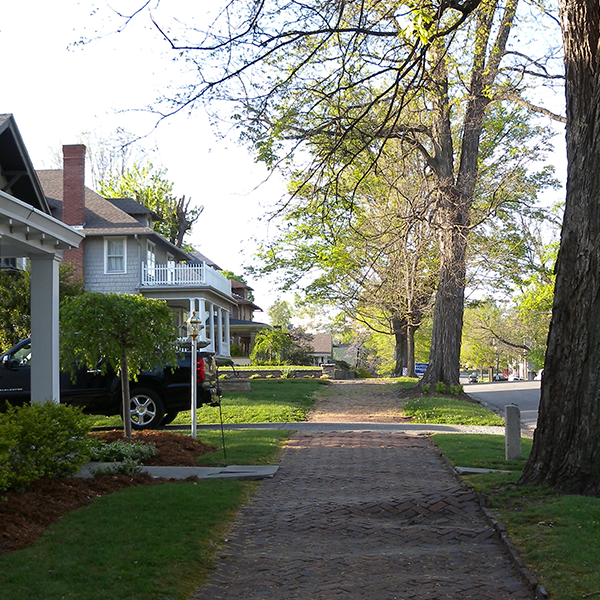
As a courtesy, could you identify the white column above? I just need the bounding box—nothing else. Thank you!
[223,308,231,356]
[208,303,215,352]
[198,298,207,344]
[217,307,223,354]
[30,254,61,404]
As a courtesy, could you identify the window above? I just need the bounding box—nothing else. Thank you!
[105,237,126,273]
[147,242,156,280]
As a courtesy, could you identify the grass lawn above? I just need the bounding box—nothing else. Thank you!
[0,428,290,600]
[434,433,600,600]
[87,379,325,429]
[403,396,504,426]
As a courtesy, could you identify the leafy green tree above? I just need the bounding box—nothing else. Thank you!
[250,328,294,365]
[267,300,293,329]
[0,263,83,351]
[60,293,179,437]
[102,0,562,387]
[99,161,203,248]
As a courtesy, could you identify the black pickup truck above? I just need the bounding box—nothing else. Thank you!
[0,339,219,429]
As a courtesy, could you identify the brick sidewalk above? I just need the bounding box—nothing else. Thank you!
[191,431,535,600]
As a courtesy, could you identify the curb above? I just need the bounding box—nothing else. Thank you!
[431,439,550,600]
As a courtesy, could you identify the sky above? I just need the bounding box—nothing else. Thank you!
[1,1,286,318]
[2,1,568,322]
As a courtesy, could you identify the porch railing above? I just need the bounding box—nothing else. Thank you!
[141,262,232,298]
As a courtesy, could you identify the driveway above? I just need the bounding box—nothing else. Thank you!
[464,380,540,430]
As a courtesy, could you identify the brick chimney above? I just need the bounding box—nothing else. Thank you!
[62,145,86,281]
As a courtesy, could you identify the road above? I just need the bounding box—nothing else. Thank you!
[463,379,541,430]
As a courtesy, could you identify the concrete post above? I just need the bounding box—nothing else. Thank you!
[505,403,522,461]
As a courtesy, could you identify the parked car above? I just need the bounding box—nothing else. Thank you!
[468,374,478,383]
[0,339,219,429]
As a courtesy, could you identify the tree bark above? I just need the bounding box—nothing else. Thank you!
[121,353,132,438]
[520,0,600,495]
[421,0,517,386]
[393,318,408,376]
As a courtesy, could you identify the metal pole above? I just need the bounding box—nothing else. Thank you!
[191,335,197,439]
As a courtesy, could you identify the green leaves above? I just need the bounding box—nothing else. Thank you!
[60,292,180,380]
[98,161,203,247]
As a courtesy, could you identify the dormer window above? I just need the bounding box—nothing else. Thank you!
[105,237,126,274]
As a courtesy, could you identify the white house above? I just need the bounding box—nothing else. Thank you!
[0,115,84,403]
[37,145,235,357]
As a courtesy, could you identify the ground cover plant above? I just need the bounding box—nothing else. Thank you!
[403,396,504,426]
[434,434,600,600]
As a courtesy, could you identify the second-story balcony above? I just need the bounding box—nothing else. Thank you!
[141,262,232,298]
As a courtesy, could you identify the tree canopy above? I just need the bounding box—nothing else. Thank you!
[60,292,179,437]
[98,161,203,248]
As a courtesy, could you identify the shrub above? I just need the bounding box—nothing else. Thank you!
[0,418,18,495]
[422,384,430,394]
[249,373,262,380]
[356,368,372,378]
[449,385,464,395]
[436,381,447,394]
[281,369,296,379]
[219,374,230,380]
[0,402,92,493]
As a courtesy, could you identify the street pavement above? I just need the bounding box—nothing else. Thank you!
[190,430,540,599]
[464,380,540,431]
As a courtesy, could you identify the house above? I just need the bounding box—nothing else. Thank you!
[0,115,84,403]
[229,279,268,364]
[37,145,235,356]
[309,333,334,366]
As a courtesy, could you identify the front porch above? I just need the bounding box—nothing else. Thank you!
[139,264,234,358]
[141,262,232,298]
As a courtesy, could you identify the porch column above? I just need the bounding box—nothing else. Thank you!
[30,253,61,404]
[208,303,215,352]
[217,307,223,354]
[223,308,230,356]
[198,299,207,344]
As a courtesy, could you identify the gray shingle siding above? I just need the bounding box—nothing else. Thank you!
[84,236,141,294]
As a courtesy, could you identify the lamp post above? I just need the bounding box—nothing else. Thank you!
[187,311,202,439]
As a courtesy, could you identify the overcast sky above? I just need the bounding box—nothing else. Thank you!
[1,1,285,317]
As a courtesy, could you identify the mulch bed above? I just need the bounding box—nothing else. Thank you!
[0,430,217,556]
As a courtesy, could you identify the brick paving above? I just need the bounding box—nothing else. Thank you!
[191,431,535,599]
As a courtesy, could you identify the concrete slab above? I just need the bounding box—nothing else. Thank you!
[455,466,511,474]
[77,462,279,480]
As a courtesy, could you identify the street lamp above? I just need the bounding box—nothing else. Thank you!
[187,311,203,439]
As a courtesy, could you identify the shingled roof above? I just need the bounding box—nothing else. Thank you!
[36,169,190,259]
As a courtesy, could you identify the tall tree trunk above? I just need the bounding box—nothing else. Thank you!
[406,323,416,378]
[422,218,467,386]
[121,352,132,438]
[392,317,408,376]
[421,0,517,387]
[520,0,600,495]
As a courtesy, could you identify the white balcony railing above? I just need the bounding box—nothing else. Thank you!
[141,262,232,298]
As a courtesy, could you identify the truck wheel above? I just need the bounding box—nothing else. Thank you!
[129,388,165,429]
[161,410,179,426]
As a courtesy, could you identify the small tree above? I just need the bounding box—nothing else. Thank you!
[60,293,179,437]
[250,328,294,365]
